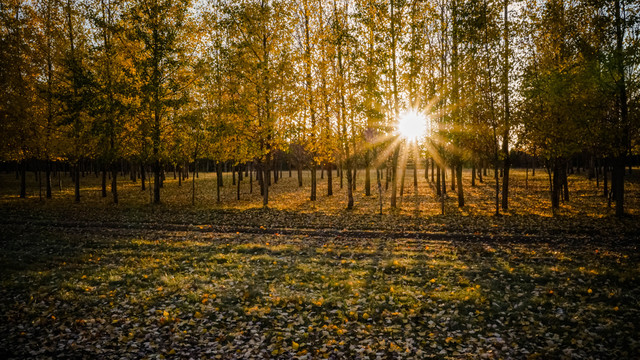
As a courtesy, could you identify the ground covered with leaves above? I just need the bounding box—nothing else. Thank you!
[1,169,639,358]
[1,222,639,359]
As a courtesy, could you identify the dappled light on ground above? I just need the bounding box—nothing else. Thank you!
[1,226,638,358]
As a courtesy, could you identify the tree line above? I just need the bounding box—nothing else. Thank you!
[1,0,638,216]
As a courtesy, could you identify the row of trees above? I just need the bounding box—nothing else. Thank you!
[1,0,638,216]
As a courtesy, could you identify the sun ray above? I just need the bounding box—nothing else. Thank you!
[373,136,403,169]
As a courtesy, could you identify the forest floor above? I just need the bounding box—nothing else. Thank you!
[0,168,639,358]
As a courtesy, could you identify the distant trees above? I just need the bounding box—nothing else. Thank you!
[1,0,638,216]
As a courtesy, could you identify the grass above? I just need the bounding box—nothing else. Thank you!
[1,168,639,358]
[0,225,638,358]
[1,168,639,238]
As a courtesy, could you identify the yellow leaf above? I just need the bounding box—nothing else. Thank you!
[168,349,176,355]
[292,341,299,350]
[194,311,203,318]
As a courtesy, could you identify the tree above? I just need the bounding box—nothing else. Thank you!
[128,0,193,204]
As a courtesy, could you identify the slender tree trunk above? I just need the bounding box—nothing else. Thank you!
[431,159,434,182]
[614,0,628,217]
[153,159,160,203]
[112,164,118,204]
[424,158,428,180]
[551,159,560,209]
[101,166,108,197]
[237,166,241,201]
[327,162,333,196]
[501,0,511,211]
[413,159,418,189]
[365,153,371,196]
[216,162,221,202]
[141,163,146,191]
[346,160,353,209]
[38,162,42,201]
[310,163,317,201]
[250,162,253,194]
[391,148,399,208]
[471,163,476,187]
[19,160,26,198]
[74,163,80,203]
[45,160,52,198]
[352,168,357,191]
[263,155,270,207]
[436,165,441,196]
[400,163,406,198]
[562,163,569,202]
[457,163,464,207]
[441,164,445,215]
[232,164,236,185]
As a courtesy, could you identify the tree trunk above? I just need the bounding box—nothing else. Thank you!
[391,148,399,208]
[310,162,317,201]
[551,159,560,209]
[141,163,146,191]
[562,163,569,202]
[327,162,333,196]
[112,164,118,204]
[352,168,357,191]
[263,155,270,207]
[346,160,353,209]
[441,164,446,215]
[450,167,455,192]
[603,161,609,198]
[101,167,107,197]
[431,159,434,182]
[237,166,241,201]
[471,163,476,187]
[74,164,80,203]
[216,162,221,202]
[45,160,52,198]
[19,160,26,198]
[614,0,628,217]
[501,0,511,211]
[436,165,441,196]
[38,161,42,201]
[456,163,464,207]
[413,159,418,189]
[425,158,429,180]
[153,160,160,203]
[365,153,371,196]
[232,164,236,185]
[614,155,625,216]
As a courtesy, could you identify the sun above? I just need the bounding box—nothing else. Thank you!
[397,110,427,141]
